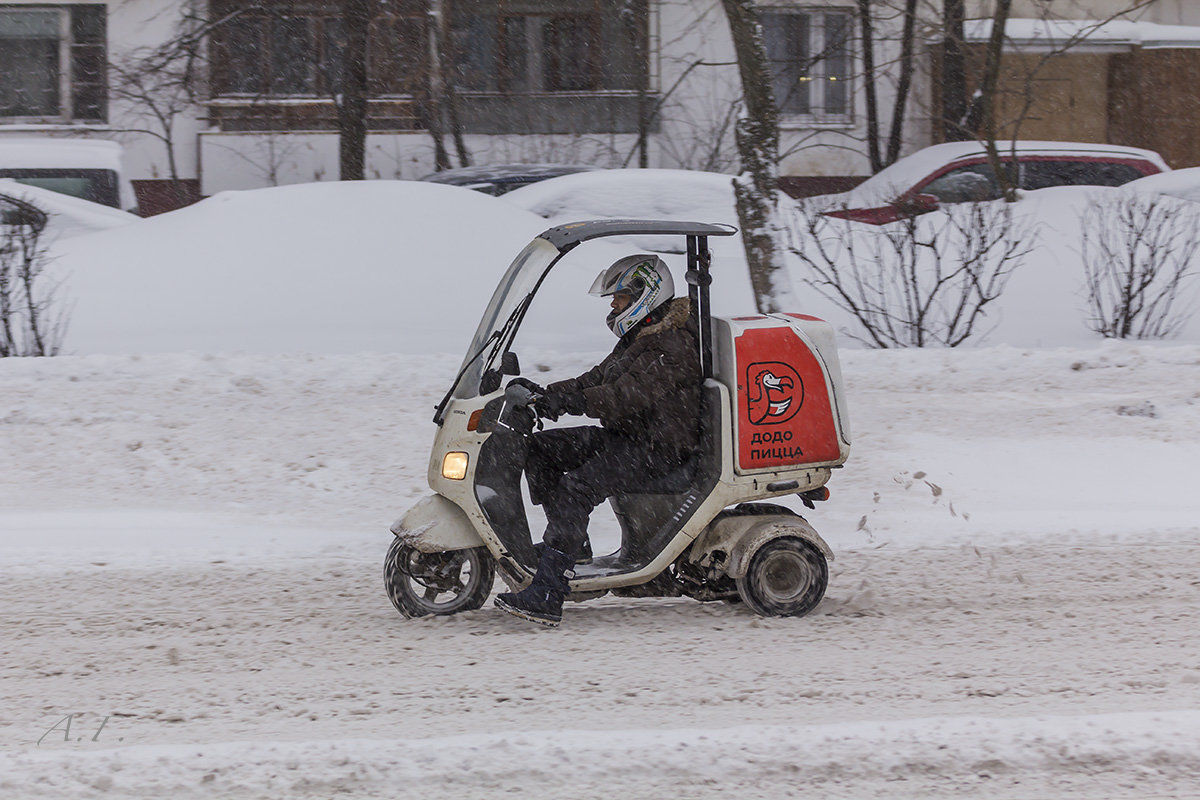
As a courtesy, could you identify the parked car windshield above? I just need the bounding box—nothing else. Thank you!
[921,164,1003,202]
[1020,160,1144,190]
[0,168,121,208]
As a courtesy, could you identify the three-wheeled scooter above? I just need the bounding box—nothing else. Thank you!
[385,219,851,620]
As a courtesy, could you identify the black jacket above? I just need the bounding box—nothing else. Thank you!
[548,297,701,460]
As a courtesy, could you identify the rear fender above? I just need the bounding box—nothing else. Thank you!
[390,494,485,554]
[690,513,833,580]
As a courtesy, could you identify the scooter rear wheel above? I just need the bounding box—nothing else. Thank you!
[736,536,828,617]
[384,538,495,618]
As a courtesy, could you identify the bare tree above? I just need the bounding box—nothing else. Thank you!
[954,0,1156,197]
[337,0,372,180]
[786,198,1032,347]
[109,45,197,207]
[976,0,1018,202]
[0,198,67,357]
[617,0,652,168]
[720,0,790,312]
[941,0,969,142]
[1080,191,1199,339]
[426,0,470,170]
[857,0,884,172]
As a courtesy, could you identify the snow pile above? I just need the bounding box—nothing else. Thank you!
[502,168,738,227]
[4,341,1200,555]
[503,167,749,271]
[40,170,1200,356]
[1126,166,1200,203]
[47,177,761,356]
[50,181,557,355]
[787,183,1200,347]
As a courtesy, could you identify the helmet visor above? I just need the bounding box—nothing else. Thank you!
[589,260,650,298]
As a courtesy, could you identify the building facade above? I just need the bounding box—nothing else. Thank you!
[2,0,1199,211]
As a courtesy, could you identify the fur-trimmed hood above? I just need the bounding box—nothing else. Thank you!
[635,296,691,340]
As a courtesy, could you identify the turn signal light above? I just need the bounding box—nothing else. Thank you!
[441,451,469,480]
[467,409,484,431]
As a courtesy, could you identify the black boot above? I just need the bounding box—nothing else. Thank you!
[535,538,593,566]
[494,546,574,627]
[576,537,593,565]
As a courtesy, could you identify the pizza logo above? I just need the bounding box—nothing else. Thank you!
[746,362,803,425]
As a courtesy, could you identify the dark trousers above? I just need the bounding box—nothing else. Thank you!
[525,426,662,558]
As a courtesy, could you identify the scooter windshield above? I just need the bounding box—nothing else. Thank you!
[453,237,561,400]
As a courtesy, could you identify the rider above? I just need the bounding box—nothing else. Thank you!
[494,254,702,627]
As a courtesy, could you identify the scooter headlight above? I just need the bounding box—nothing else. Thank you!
[441,451,469,481]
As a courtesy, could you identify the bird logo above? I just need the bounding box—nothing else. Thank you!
[746,362,803,425]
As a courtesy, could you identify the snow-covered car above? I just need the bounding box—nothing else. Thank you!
[1119,166,1200,203]
[501,167,748,269]
[417,163,600,196]
[1,179,139,241]
[502,167,737,224]
[47,180,604,355]
[0,137,139,213]
[815,140,1169,225]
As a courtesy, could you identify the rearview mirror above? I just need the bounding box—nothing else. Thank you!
[500,351,520,376]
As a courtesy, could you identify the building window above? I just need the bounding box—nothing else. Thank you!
[450,0,643,94]
[0,5,107,122]
[761,7,852,123]
[209,0,426,99]
[446,0,649,134]
[206,0,650,135]
[207,0,427,132]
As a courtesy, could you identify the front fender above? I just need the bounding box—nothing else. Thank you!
[390,493,485,554]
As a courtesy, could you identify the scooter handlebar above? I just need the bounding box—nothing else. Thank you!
[503,382,540,407]
[488,382,540,436]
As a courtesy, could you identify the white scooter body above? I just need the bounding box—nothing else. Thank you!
[386,220,850,619]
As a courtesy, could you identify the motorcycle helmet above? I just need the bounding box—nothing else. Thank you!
[588,254,674,337]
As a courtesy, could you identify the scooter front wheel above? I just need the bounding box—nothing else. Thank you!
[384,538,495,618]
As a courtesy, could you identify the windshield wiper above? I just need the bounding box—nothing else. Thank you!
[431,291,534,425]
[432,328,499,425]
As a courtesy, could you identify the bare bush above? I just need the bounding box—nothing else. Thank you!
[1080,191,1199,340]
[786,200,1032,347]
[0,198,67,357]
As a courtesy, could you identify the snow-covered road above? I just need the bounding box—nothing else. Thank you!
[4,533,1199,798]
[3,342,1200,797]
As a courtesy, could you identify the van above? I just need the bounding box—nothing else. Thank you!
[0,137,139,214]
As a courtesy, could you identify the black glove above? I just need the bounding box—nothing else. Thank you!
[507,377,546,395]
[537,391,587,421]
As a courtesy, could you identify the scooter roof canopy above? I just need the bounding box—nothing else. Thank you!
[539,219,736,252]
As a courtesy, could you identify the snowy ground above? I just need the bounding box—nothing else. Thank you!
[3,342,1200,798]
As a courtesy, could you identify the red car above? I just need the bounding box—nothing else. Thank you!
[817,141,1169,224]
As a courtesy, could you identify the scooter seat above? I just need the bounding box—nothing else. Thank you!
[628,455,700,494]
